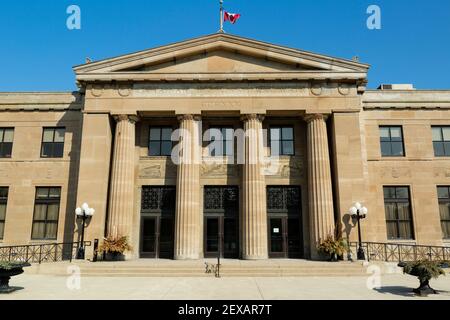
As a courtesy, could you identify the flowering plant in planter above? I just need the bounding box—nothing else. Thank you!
[98,236,132,261]
[398,260,446,296]
[317,235,348,261]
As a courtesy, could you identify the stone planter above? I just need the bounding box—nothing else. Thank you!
[104,252,125,261]
[0,262,30,294]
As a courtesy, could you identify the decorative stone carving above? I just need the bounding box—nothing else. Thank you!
[381,167,411,179]
[91,84,104,97]
[201,163,238,177]
[310,84,322,96]
[117,84,131,97]
[338,84,350,96]
[139,164,162,178]
[433,167,450,178]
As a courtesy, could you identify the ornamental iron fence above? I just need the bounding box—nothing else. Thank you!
[349,241,450,262]
[0,241,91,264]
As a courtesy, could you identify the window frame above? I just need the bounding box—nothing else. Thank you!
[0,128,14,158]
[432,126,450,157]
[379,126,405,157]
[383,186,415,240]
[148,126,174,157]
[269,126,295,156]
[0,187,8,240]
[31,187,61,240]
[437,186,450,239]
[207,126,234,157]
[40,127,65,159]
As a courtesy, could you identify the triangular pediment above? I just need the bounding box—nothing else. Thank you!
[74,33,369,82]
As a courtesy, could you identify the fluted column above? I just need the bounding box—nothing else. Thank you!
[174,114,202,260]
[107,115,138,239]
[241,114,268,260]
[305,114,335,259]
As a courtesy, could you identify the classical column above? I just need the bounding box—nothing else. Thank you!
[107,115,138,240]
[305,114,335,259]
[174,114,202,260]
[241,114,268,260]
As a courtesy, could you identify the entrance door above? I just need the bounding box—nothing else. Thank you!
[140,186,176,259]
[269,218,285,258]
[267,186,303,258]
[204,186,239,258]
[141,217,157,258]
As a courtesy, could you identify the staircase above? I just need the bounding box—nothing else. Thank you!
[25,259,372,277]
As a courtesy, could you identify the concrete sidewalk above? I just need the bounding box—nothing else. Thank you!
[1,274,450,300]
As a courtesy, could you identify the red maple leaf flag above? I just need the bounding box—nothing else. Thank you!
[224,11,241,24]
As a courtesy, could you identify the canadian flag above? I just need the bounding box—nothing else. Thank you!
[224,11,241,24]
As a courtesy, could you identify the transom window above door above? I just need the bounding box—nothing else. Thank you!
[269,126,294,156]
[207,127,234,157]
[379,126,405,157]
[149,127,173,156]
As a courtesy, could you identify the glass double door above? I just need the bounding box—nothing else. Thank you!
[141,216,174,259]
[268,216,302,258]
[204,186,239,259]
[205,216,239,258]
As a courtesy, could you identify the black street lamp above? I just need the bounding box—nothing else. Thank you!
[350,202,368,261]
[75,203,95,260]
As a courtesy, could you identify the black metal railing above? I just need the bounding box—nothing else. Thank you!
[349,241,450,262]
[0,241,91,264]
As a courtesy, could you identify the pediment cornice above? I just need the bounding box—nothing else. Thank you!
[74,33,369,84]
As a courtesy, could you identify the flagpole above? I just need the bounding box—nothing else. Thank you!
[219,0,224,33]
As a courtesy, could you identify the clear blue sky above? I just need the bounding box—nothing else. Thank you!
[0,0,449,91]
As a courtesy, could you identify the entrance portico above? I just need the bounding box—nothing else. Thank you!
[73,33,369,260]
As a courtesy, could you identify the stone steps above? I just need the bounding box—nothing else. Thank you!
[25,260,370,277]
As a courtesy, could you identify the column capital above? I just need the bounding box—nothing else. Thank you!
[303,113,329,123]
[177,114,202,122]
[240,114,265,122]
[113,114,139,124]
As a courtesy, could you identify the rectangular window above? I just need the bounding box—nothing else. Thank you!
[0,128,14,158]
[380,126,405,157]
[0,187,8,240]
[207,127,234,157]
[432,126,450,157]
[149,127,173,156]
[270,126,294,156]
[31,187,61,240]
[41,127,65,158]
[383,186,414,240]
[437,186,450,239]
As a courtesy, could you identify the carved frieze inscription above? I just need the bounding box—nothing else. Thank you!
[132,83,327,98]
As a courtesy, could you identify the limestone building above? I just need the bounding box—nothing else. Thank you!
[0,33,449,259]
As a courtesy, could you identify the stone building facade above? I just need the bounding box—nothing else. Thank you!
[0,34,449,259]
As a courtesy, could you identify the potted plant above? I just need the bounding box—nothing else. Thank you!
[98,236,132,261]
[317,234,348,262]
[0,261,31,294]
[398,260,446,296]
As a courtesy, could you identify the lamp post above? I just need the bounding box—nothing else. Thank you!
[350,202,368,261]
[75,203,95,260]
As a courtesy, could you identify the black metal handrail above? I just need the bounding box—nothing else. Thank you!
[349,241,450,262]
[0,241,91,264]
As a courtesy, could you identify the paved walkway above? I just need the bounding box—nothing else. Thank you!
[1,274,450,300]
